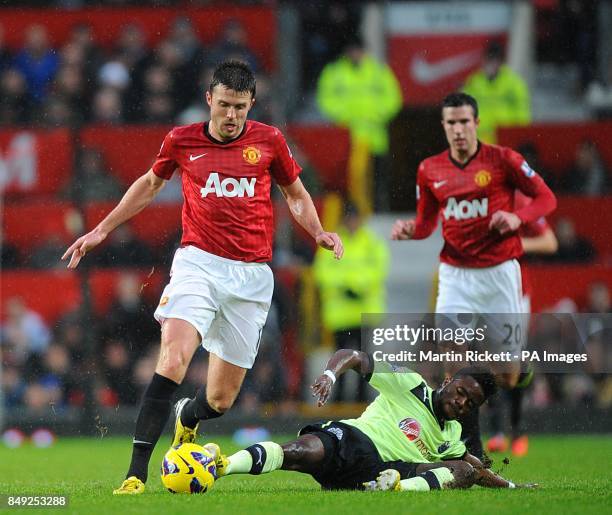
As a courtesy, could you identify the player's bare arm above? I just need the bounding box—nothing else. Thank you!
[278,177,344,259]
[462,452,538,489]
[521,226,558,254]
[311,349,371,406]
[62,169,166,268]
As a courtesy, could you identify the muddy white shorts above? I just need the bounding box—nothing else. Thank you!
[154,245,274,369]
[435,259,525,352]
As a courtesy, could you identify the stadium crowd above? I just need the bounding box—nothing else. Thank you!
[2,3,612,421]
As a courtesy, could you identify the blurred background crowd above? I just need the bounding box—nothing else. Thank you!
[1,0,611,431]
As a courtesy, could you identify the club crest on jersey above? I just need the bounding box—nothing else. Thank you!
[243,146,261,165]
[443,197,488,220]
[474,169,492,187]
[399,418,421,441]
[521,161,536,178]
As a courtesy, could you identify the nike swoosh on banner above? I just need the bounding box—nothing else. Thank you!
[411,50,482,85]
[189,153,207,161]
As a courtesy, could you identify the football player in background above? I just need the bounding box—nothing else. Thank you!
[391,93,557,458]
[62,60,343,494]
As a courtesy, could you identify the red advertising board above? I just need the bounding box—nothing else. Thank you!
[0,129,72,196]
[386,2,511,106]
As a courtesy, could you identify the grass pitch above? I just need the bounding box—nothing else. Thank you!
[0,435,610,514]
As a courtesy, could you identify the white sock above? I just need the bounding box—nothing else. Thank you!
[399,467,454,491]
[226,442,284,475]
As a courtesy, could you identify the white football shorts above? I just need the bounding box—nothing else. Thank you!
[435,259,525,353]
[154,245,274,369]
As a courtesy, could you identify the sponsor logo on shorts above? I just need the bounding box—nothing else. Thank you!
[398,417,421,441]
[243,146,261,165]
[474,169,492,187]
[326,426,344,441]
[159,296,169,306]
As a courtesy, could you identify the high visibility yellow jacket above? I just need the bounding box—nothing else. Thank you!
[313,225,389,331]
[463,65,531,144]
[316,55,403,155]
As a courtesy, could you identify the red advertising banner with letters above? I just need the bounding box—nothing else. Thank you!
[0,7,276,71]
[0,129,72,196]
[386,2,511,106]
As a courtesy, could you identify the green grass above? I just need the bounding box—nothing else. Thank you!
[0,435,610,514]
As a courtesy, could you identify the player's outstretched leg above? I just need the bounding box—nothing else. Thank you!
[365,461,476,492]
[114,319,200,494]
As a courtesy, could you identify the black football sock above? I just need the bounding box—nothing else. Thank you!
[487,393,504,435]
[126,373,179,482]
[180,386,223,428]
[510,388,525,439]
[460,408,484,459]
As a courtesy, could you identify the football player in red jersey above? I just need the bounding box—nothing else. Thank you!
[62,61,344,495]
[391,92,556,458]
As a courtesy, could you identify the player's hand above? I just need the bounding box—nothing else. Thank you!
[61,229,107,269]
[316,231,344,259]
[311,374,334,407]
[391,219,415,240]
[489,211,522,235]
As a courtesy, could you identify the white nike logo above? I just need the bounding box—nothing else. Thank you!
[411,50,481,85]
[189,153,207,161]
[255,447,263,466]
[132,439,153,445]
[433,180,447,189]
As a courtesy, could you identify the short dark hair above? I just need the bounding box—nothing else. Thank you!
[454,366,497,401]
[209,60,256,98]
[442,92,479,119]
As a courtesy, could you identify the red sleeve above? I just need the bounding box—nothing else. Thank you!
[504,148,557,224]
[412,161,440,239]
[270,128,302,186]
[151,130,178,180]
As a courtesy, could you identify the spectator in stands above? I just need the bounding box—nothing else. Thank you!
[0,23,13,72]
[0,68,32,125]
[67,146,123,202]
[561,139,610,195]
[91,86,124,124]
[1,297,51,367]
[40,342,75,407]
[68,22,104,80]
[1,365,26,408]
[463,41,531,144]
[586,282,611,314]
[316,36,402,211]
[104,272,158,358]
[0,230,20,268]
[101,338,138,405]
[27,234,67,269]
[52,64,89,125]
[96,224,154,267]
[208,20,261,73]
[545,217,597,263]
[313,201,389,401]
[14,24,59,104]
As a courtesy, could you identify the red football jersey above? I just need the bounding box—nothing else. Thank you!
[152,120,301,262]
[413,142,556,268]
[515,190,550,297]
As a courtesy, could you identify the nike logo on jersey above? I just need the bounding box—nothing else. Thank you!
[443,197,488,220]
[411,50,482,85]
[433,180,448,189]
[189,153,207,161]
[201,172,256,198]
